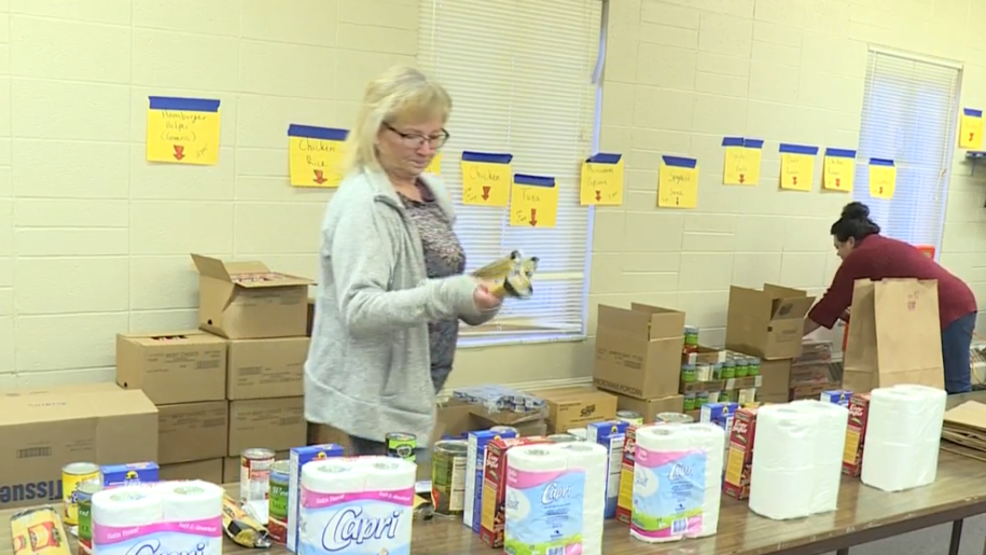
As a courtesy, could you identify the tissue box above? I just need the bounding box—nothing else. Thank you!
[479,436,550,548]
[614,425,640,526]
[723,408,759,500]
[101,462,159,488]
[586,420,629,519]
[464,427,518,533]
[821,390,852,407]
[842,394,871,476]
[287,444,345,553]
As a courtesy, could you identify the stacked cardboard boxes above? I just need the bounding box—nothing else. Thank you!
[592,304,685,421]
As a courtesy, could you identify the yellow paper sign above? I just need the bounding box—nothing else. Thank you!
[425,152,443,175]
[722,138,762,186]
[822,148,855,192]
[657,156,698,208]
[779,144,817,192]
[510,174,558,228]
[461,152,512,207]
[869,159,896,199]
[580,153,624,205]
[146,96,221,165]
[287,124,347,188]
[960,108,984,150]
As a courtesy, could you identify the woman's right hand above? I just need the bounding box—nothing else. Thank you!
[473,280,502,310]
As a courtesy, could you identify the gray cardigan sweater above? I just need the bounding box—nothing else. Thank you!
[304,167,497,446]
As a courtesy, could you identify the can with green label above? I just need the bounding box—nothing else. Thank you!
[268,460,290,544]
[386,432,418,463]
[76,481,102,555]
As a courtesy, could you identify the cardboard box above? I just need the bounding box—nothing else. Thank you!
[116,331,226,405]
[0,385,157,510]
[594,304,685,399]
[614,393,684,423]
[227,337,309,400]
[479,436,551,548]
[723,407,759,499]
[159,459,224,483]
[842,394,871,476]
[537,387,618,433]
[228,398,306,456]
[725,285,815,360]
[760,359,792,399]
[306,298,316,337]
[157,401,228,464]
[192,254,313,339]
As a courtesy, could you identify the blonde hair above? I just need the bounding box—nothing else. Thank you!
[343,66,452,174]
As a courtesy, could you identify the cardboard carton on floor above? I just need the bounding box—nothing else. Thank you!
[227,397,306,456]
[159,459,224,483]
[725,285,815,360]
[593,304,685,399]
[116,331,226,405]
[537,387,618,433]
[227,337,310,400]
[192,254,313,339]
[613,392,684,423]
[157,401,228,465]
[0,384,157,510]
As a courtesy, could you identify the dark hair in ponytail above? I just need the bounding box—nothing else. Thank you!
[831,202,880,243]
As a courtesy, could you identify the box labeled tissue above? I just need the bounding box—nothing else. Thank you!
[723,407,759,499]
[479,436,550,548]
[287,444,345,553]
[615,425,639,526]
[464,427,518,533]
[821,390,852,407]
[586,420,629,518]
[842,393,871,476]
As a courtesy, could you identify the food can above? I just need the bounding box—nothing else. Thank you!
[680,364,697,383]
[696,391,710,406]
[547,434,580,443]
[76,482,102,555]
[431,440,469,516]
[62,462,100,526]
[616,410,644,426]
[267,460,290,544]
[683,393,696,411]
[240,448,276,505]
[386,432,417,463]
[655,412,695,425]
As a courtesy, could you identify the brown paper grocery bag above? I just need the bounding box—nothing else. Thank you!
[842,278,945,393]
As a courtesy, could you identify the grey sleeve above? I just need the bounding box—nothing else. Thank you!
[460,305,501,326]
[329,200,478,338]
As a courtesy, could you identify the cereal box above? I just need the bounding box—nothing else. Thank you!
[465,427,518,533]
[842,393,871,476]
[99,462,158,488]
[701,401,739,425]
[479,436,550,548]
[614,425,639,526]
[586,420,629,519]
[722,407,759,499]
[821,389,852,407]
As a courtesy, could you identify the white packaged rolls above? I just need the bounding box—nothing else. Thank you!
[862,384,946,492]
[748,405,819,520]
[504,442,608,555]
[630,422,725,543]
[299,456,415,555]
[790,399,849,514]
[92,481,224,555]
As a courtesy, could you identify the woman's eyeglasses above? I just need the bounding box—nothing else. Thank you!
[384,122,449,149]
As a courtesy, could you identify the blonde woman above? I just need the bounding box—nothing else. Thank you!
[304,66,501,456]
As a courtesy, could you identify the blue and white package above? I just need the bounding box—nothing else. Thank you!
[586,420,629,518]
[464,426,518,532]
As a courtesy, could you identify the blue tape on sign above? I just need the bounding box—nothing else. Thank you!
[149,96,220,113]
[462,151,513,164]
[587,153,622,164]
[779,143,819,156]
[287,124,348,141]
[662,155,697,169]
[513,174,556,187]
[869,158,895,167]
[965,108,983,118]
[744,139,764,149]
[825,148,856,159]
[721,137,744,147]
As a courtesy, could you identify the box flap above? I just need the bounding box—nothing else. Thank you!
[230,271,314,289]
[225,260,271,275]
[769,295,815,320]
[598,305,682,340]
[123,330,227,346]
[191,254,233,282]
[763,284,808,299]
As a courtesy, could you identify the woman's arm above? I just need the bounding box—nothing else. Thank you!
[460,305,500,326]
[804,256,864,333]
[330,202,479,338]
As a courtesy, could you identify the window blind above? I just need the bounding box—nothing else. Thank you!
[853,49,960,255]
[417,0,602,345]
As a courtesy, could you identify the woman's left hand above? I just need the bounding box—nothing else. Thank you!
[473,280,503,310]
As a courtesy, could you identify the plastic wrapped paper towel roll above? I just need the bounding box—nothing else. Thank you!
[790,400,849,514]
[862,384,946,492]
[630,422,725,543]
[504,443,607,555]
[299,456,415,555]
[748,405,820,520]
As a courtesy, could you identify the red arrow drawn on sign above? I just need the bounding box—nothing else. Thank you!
[529,208,538,227]
[971,132,976,142]
[595,190,601,201]
[173,145,185,160]
[738,173,745,184]
[835,177,841,188]
[481,186,491,200]
[879,186,884,195]
[313,170,327,185]
[792,176,798,185]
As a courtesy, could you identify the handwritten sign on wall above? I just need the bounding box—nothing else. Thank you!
[146,96,221,165]
[580,153,624,205]
[658,156,698,208]
[510,174,557,228]
[287,124,347,188]
[461,151,512,206]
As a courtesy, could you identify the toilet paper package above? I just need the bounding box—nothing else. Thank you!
[585,420,629,518]
[299,456,415,555]
[748,405,820,520]
[861,384,946,493]
[630,423,725,543]
[790,400,849,513]
[464,427,518,533]
[503,442,608,555]
[92,480,224,555]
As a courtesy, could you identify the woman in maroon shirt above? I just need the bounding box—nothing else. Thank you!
[804,202,978,394]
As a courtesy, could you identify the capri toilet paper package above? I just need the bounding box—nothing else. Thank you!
[748,405,819,520]
[630,423,725,543]
[503,442,608,555]
[92,480,224,555]
[861,384,946,492]
[299,456,416,555]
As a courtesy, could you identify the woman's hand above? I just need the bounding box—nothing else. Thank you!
[473,280,502,310]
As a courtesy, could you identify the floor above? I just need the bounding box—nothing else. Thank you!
[822,514,986,555]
